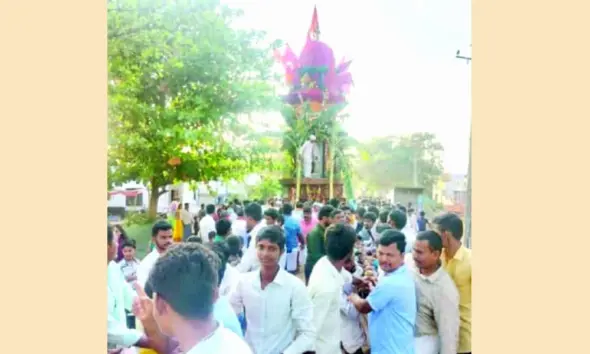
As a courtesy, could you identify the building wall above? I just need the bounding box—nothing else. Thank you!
[108,180,249,214]
[393,188,423,209]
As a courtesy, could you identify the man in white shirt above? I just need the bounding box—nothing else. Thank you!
[235,203,266,273]
[136,221,174,289]
[231,208,248,246]
[411,231,460,354]
[142,242,252,354]
[198,204,217,240]
[307,223,358,354]
[340,261,366,354]
[230,225,315,354]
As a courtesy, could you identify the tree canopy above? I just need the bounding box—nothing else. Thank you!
[108,0,280,216]
[355,132,444,195]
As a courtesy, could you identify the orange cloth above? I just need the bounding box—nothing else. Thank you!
[173,208,183,242]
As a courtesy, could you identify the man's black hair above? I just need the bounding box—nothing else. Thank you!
[368,206,380,216]
[296,201,304,209]
[328,198,340,208]
[303,206,312,214]
[282,203,294,216]
[207,231,216,241]
[357,207,366,218]
[205,204,215,215]
[206,242,229,285]
[257,225,286,251]
[378,210,389,223]
[379,229,407,253]
[376,224,393,234]
[419,210,425,217]
[215,219,232,236]
[330,208,343,218]
[186,236,203,244]
[264,208,279,220]
[363,212,377,223]
[341,205,351,212]
[318,205,335,220]
[244,203,263,222]
[277,214,285,226]
[416,230,443,252]
[226,236,243,257]
[325,223,356,261]
[148,243,219,320]
[432,213,463,241]
[388,210,408,230]
[121,239,137,249]
[152,220,172,237]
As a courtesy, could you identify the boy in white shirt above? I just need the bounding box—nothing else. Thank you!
[140,243,252,354]
[118,239,140,283]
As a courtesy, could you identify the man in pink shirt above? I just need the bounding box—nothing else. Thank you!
[298,206,317,269]
[300,206,318,240]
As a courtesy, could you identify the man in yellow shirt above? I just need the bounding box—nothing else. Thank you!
[432,213,472,354]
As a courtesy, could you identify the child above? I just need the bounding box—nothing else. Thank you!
[117,239,140,283]
[207,230,216,244]
[117,239,140,331]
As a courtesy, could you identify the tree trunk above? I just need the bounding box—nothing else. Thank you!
[148,182,160,219]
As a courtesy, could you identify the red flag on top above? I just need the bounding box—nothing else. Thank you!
[307,5,320,39]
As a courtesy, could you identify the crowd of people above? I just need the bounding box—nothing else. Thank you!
[108,198,471,354]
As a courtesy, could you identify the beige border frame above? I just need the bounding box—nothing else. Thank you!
[1,0,588,353]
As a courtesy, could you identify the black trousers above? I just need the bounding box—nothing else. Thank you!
[304,263,313,285]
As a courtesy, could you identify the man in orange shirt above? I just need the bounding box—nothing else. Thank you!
[432,213,472,354]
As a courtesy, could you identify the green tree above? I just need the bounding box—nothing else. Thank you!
[355,132,444,195]
[108,0,280,218]
[247,176,283,201]
[326,126,356,199]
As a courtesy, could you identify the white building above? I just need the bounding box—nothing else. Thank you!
[108,176,259,215]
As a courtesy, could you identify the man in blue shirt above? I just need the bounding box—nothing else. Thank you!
[348,230,416,354]
[281,203,305,274]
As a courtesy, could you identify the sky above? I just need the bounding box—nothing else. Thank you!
[224,0,472,174]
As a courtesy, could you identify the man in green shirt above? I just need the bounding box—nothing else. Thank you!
[213,219,232,243]
[304,205,335,284]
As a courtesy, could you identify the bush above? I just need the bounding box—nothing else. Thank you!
[124,211,155,227]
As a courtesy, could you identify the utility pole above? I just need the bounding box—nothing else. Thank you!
[456,46,472,248]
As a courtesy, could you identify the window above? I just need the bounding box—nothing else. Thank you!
[125,190,143,207]
[170,189,179,202]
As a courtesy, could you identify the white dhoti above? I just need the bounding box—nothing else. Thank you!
[279,252,287,269]
[415,335,440,354]
[286,251,298,272]
[303,158,313,178]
